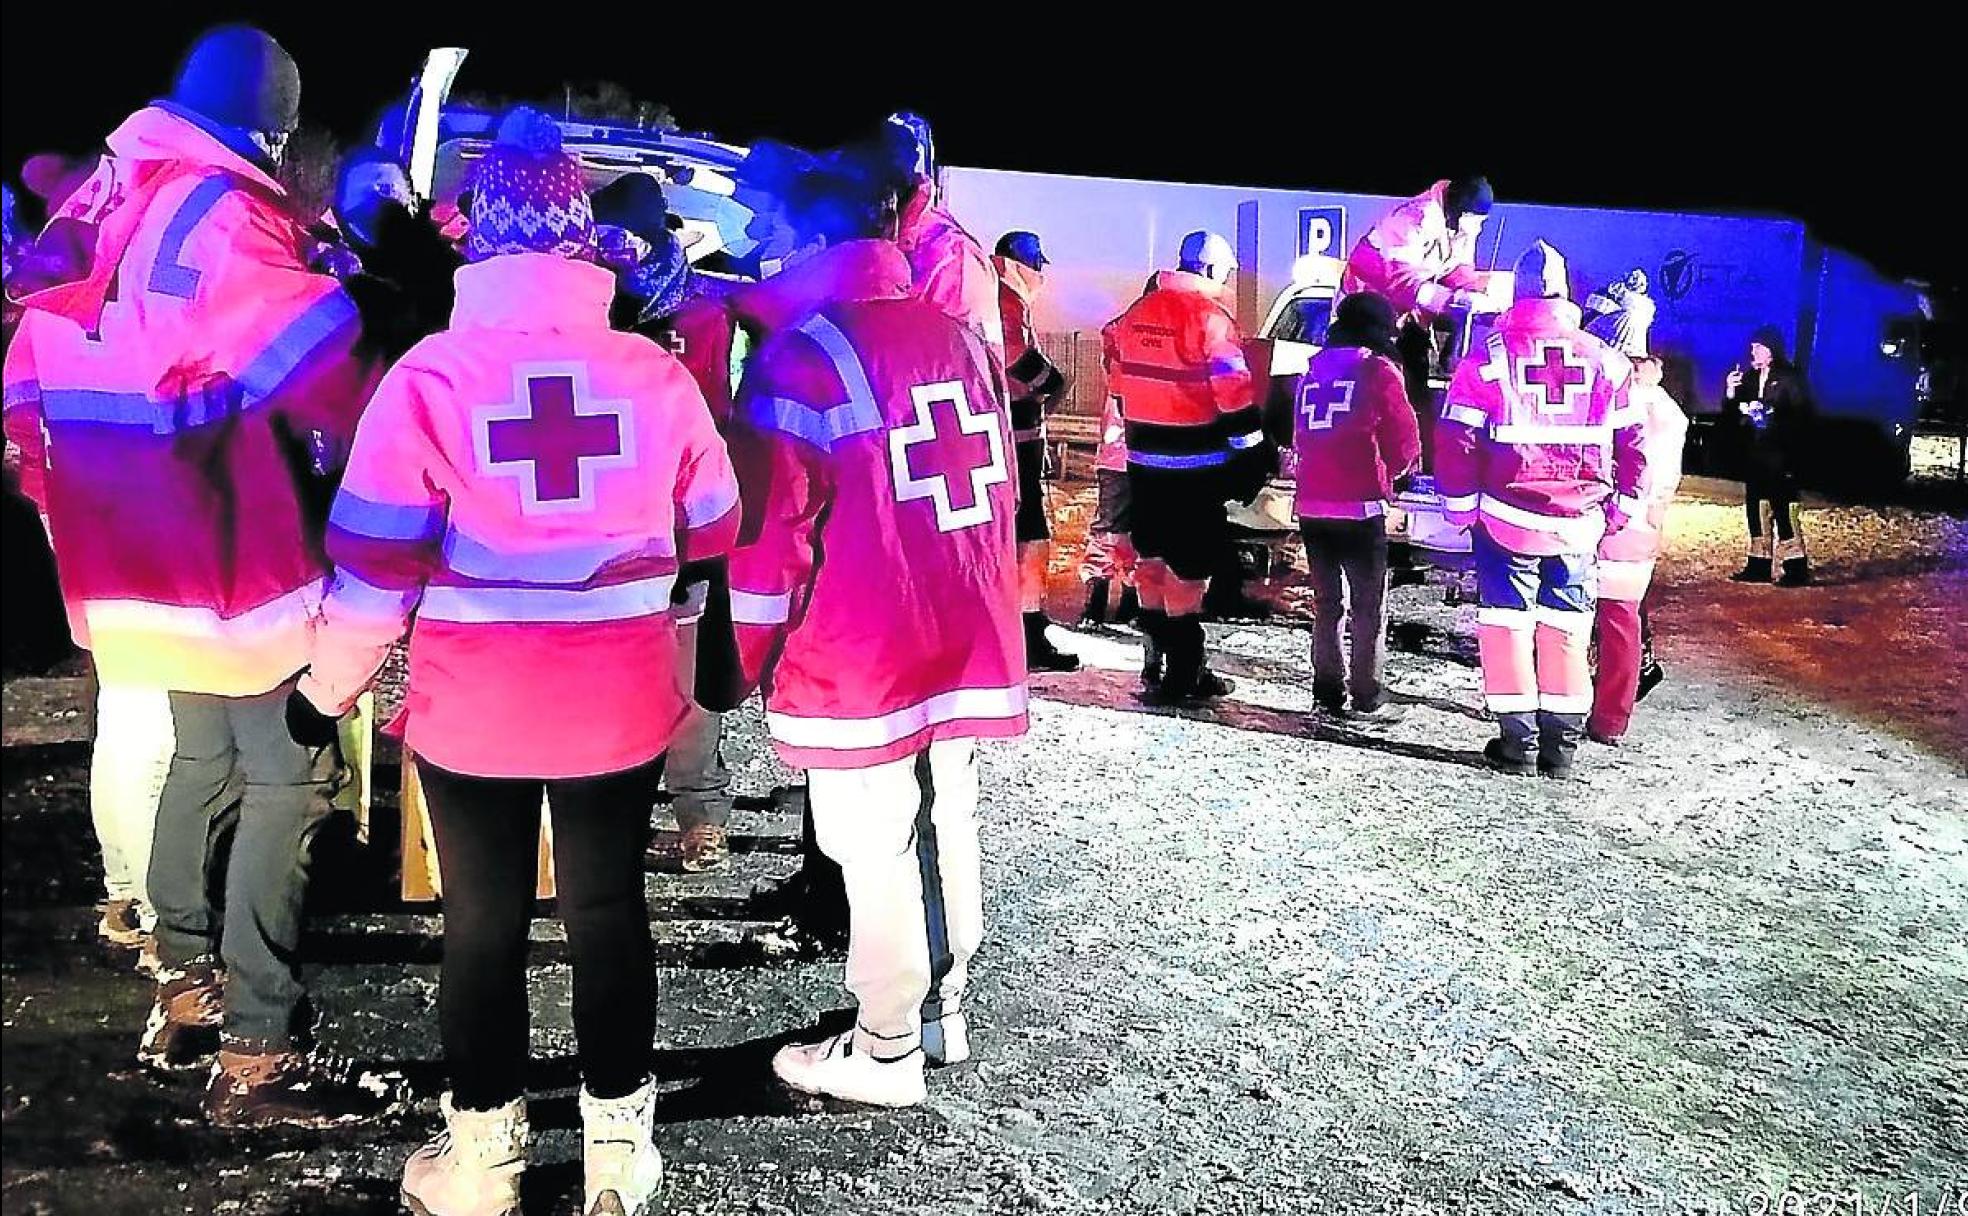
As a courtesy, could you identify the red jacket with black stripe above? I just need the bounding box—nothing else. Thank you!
[1100,270,1261,475]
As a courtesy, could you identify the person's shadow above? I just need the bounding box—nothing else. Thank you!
[1032,668,1495,770]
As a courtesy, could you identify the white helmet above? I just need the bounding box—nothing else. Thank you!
[1513,240,1569,302]
[1178,230,1235,283]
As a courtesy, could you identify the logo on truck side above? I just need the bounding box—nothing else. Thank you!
[1660,250,1699,301]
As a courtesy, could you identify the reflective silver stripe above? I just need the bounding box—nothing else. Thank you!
[744,395,882,452]
[420,575,677,624]
[1485,692,1539,712]
[766,685,1029,750]
[1128,449,1230,470]
[83,578,325,637]
[1226,429,1265,450]
[1533,607,1593,634]
[729,588,792,625]
[1441,493,1480,513]
[1491,424,1612,446]
[325,569,420,621]
[798,314,884,421]
[1479,495,1605,549]
[1539,692,1593,714]
[683,477,740,528]
[1442,403,1488,429]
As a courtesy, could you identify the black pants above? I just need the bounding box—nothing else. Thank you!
[420,757,663,1109]
[1298,518,1391,709]
[1744,476,1799,544]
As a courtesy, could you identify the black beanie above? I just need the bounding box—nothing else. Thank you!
[1326,292,1400,359]
[169,25,301,133]
[1444,176,1494,221]
[1750,325,1788,361]
[593,172,672,246]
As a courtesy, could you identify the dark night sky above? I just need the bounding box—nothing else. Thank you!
[3,6,1956,290]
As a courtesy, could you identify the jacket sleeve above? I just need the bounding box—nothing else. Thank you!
[920,240,1006,357]
[1007,345,1066,403]
[1770,371,1814,462]
[1197,310,1256,414]
[1,323,48,517]
[1262,373,1298,449]
[1604,368,1649,532]
[1369,356,1424,483]
[299,361,447,715]
[187,192,382,452]
[665,363,741,563]
[1436,350,1495,524]
[1368,205,1476,316]
[720,333,837,700]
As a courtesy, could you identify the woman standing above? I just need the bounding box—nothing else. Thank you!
[1724,326,1813,586]
[302,109,740,1216]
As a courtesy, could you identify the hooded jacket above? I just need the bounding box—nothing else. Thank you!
[2,104,376,694]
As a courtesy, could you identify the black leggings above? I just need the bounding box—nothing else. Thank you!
[1744,477,1798,542]
[420,757,662,1110]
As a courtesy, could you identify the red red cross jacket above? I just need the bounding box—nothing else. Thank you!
[719,240,1027,770]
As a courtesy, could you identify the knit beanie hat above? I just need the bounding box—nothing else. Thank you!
[465,107,594,263]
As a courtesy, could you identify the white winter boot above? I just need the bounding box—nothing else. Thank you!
[921,1007,970,1068]
[579,1077,664,1216]
[772,1030,927,1107]
[400,1093,527,1216]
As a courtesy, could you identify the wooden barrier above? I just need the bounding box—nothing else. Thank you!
[398,752,557,903]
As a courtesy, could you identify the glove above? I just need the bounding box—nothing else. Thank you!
[286,686,342,749]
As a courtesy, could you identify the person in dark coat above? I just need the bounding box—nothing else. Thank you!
[591,171,736,872]
[1723,325,1813,586]
[310,148,461,362]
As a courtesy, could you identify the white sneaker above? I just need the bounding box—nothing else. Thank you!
[771,1031,927,1108]
[921,1010,970,1067]
[400,1093,527,1216]
[580,1077,663,1216]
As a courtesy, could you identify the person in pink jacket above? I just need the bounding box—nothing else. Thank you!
[1340,176,1494,468]
[882,112,1006,359]
[2,25,396,1128]
[705,170,1025,1110]
[302,110,739,1216]
[1589,354,1687,744]
[1438,241,1647,778]
[1339,178,1494,323]
[1283,292,1423,721]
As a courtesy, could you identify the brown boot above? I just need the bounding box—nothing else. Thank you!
[205,1040,403,1129]
[138,958,224,1073]
[97,898,149,949]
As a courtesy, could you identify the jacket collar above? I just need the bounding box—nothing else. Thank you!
[121,103,284,195]
[1500,297,1584,333]
[450,253,616,331]
[994,256,1043,305]
[731,239,912,333]
[1150,268,1229,302]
